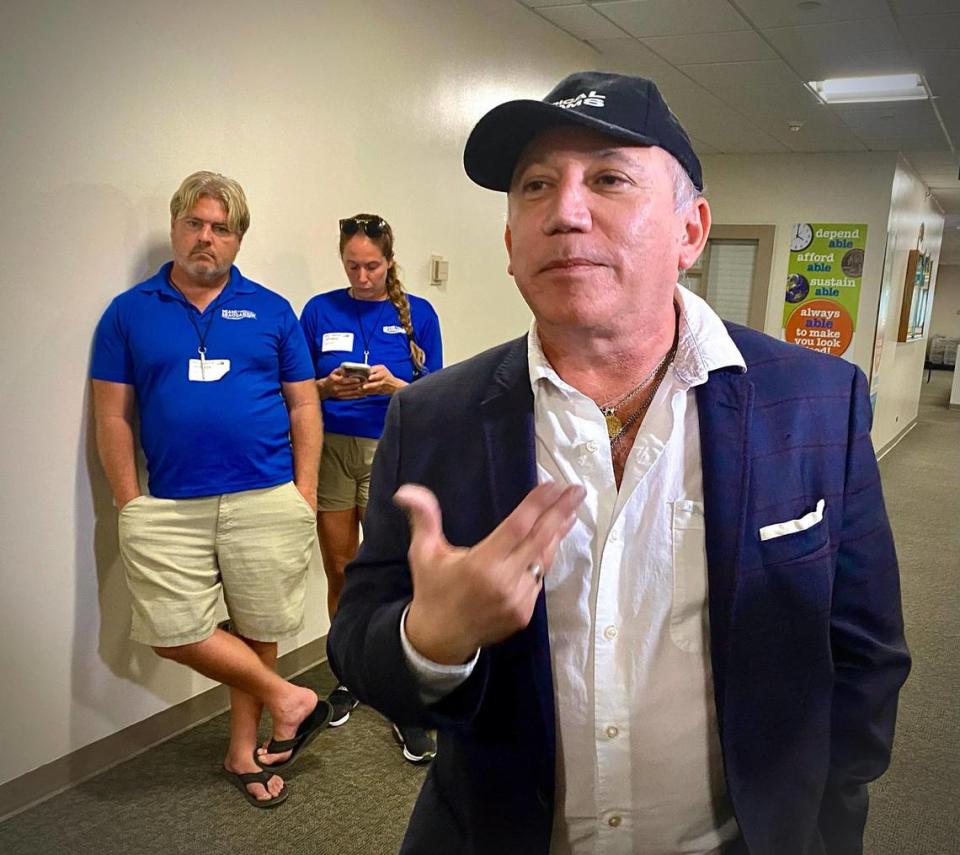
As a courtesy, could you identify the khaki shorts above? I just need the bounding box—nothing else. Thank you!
[317,432,379,512]
[117,481,317,647]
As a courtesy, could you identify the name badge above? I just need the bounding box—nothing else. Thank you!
[322,332,354,352]
[188,358,231,382]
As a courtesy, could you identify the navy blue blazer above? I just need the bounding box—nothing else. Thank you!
[328,325,910,855]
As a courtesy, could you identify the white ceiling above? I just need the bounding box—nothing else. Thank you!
[515,0,960,264]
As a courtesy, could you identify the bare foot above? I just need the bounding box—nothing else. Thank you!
[255,685,320,767]
[223,753,285,801]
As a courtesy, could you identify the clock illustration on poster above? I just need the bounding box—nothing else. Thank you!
[790,222,814,252]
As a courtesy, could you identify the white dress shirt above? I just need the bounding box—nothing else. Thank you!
[401,286,746,854]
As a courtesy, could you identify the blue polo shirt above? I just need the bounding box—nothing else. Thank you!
[91,262,315,499]
[300,288,442,439]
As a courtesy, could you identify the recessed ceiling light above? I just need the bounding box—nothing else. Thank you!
[807,73,927,104]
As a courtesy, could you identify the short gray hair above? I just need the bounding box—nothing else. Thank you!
[667,154,701,214]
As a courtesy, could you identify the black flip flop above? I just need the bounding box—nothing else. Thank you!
[222,767,288,808]
[255,699,333,772]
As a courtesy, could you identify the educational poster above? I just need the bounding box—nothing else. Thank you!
[782,223,868,357]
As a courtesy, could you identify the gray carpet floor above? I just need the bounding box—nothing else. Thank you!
[865,368,960,855]
[1,370,957,854]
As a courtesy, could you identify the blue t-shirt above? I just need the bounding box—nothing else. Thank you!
[300,288,442,439]
[90,263,315,499]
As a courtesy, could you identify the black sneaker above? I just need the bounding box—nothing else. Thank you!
[392,724,436,764]
[327,685,359,727]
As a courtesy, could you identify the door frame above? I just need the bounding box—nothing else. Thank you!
[700,224,776,331]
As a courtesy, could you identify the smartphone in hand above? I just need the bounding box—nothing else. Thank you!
[340,361,371,379]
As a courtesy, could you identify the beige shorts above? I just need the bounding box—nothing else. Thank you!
[117,481,317,647]
[317,432,379,512]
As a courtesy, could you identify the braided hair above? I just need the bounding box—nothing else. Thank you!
[339,213,425,375]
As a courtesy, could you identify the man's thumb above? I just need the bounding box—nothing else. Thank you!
[393,484,445,549]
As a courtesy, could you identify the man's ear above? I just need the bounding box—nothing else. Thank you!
[504,224,513,277]
[678,196,711,271]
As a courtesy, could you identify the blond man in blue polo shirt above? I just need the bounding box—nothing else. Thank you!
[91,171,329,808]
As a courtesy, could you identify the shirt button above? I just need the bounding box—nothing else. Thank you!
[585,439,599,453]
[609,529,620,542]
[603,625,618,641]
[608,815,622,828]
[606,725,619,739]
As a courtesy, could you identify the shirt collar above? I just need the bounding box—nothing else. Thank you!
[136,261,254,298]
[526,283,746,396]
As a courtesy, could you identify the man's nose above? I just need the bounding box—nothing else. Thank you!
[543,176,591,233]
[197,223,214,243]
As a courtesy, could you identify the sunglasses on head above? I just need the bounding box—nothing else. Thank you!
[339,217,386,238]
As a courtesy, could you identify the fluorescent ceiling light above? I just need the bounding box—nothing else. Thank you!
[808,74,927,104]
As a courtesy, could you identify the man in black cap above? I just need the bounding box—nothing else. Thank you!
[328,72,909,854]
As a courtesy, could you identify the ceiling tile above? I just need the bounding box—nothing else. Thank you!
[761,17,908,80]
[889,0,960,16]
[916,50,960,99]
[521,0,589,7]
[640,30,776,65]
[539,4,628,39]
[832,100,948,150]
[897,13,960,52]
[680,59,818,118]
[690,135,720,154]
[593,0,749,38]
[733,0,890,28]
[932,95,960,144]
[902,150,960,190]
[586,45,789,152]
[680,59,866,150]
[930,188,960,213]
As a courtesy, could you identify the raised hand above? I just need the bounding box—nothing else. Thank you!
[396,481,586,665]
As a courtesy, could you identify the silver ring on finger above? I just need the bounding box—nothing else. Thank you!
[527,562,543,584]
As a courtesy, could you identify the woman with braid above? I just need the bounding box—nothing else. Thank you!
[300,213,442,763]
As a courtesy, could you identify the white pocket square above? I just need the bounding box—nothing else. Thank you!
[759,498,825,542]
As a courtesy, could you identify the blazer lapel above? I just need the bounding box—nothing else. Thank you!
[696,367,753,732]
[480,336,537,520]
[479,336,556,777]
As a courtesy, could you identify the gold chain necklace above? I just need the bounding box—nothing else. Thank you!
[600,347,674,439]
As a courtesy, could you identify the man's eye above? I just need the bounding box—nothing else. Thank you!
[522,179,548,193]
[185,219,202,229]
[212,225,231,236]
[596,173,627,186]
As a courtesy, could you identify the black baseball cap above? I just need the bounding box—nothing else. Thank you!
[463,71,702,192]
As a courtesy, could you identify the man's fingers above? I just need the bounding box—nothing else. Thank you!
[394,484,448,554]
[508,484,585,573]
[483,481,569,556]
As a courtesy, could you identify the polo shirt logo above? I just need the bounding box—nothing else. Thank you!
[221,309,257,320]
[552,90,605,110]
[383,325,405,334]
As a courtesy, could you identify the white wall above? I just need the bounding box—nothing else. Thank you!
[698,151,944,450]
[870,157,944,448]
[0,0,591,787]
[929,265,960,340]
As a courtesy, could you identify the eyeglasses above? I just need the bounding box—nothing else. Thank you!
[339,217,386,238]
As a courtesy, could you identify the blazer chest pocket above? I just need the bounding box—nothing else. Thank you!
[757,499,830,566]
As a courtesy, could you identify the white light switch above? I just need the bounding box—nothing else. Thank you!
[430,255,449,286]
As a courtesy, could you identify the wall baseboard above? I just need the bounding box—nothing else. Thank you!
[876,419,917,460]
[0,637,326,822]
